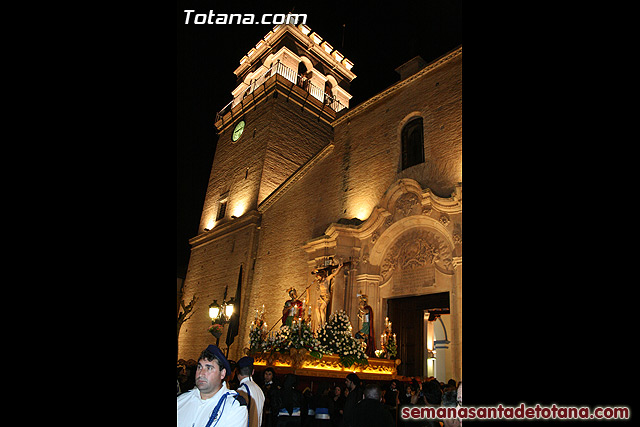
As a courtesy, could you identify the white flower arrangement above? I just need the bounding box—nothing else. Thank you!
[316,310,368,368]
[249,310,368,367]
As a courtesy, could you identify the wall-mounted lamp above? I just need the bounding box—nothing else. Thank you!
[208,297,236,346]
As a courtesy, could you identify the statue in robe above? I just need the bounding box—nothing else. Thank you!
[355,294,376,358]
[281,287,304,327]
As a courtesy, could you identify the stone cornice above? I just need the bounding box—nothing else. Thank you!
[422,186,462,215]
[189,210,261,248]
[215,74,339,134]
[332,46,461,127]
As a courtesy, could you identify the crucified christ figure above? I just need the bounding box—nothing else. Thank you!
[313,260,343,332]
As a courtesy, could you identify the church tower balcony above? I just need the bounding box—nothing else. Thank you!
[215,23,356,129]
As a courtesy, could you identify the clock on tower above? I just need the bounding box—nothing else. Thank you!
[231,120,245,142]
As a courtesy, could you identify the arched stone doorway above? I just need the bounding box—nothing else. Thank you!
[303,178,462,381]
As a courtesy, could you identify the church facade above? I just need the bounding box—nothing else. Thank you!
[178,23,462,382]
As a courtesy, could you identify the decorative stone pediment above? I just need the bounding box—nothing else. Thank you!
[395,192,420,217]
[379,229,451,281]
[307,179,461,275]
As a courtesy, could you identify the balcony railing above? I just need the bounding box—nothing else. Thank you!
[215,61,347,123]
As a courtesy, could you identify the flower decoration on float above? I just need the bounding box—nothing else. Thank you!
[315,310,368,368]
[249,308,368,368]
[249,304,269,353]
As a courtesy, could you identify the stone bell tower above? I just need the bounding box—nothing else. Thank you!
[179,23,356,360]
[199,23,356,233]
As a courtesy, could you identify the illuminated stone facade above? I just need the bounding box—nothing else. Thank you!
[178,23,462,382]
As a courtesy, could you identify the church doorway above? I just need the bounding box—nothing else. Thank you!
[387,292,450,378]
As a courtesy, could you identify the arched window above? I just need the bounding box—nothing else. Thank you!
[401,117,425,170]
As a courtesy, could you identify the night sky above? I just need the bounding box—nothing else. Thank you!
[177,0,462,278]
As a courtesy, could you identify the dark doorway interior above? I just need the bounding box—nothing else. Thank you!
[387,292,450,377]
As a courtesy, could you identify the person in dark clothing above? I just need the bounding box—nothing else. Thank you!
[302,387,315,427]
[331,385,345,427]
[383,380,399,424]
[261,367,280,427]
[314,382,335,427]
[342,373,362,427]
[424,379,442,406]
[423,379,443,427]
[352,384,394,427]
[272,373,304,427]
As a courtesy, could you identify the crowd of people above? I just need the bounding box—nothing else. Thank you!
[177,345,462,427]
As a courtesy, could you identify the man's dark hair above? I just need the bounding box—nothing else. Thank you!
[263,367,275,381]
[363,383,382,400]
[346,373,360,385]
[198,348,226,379]
[238,365,252,376]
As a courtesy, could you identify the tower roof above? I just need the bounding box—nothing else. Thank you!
[233,23,356,83]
